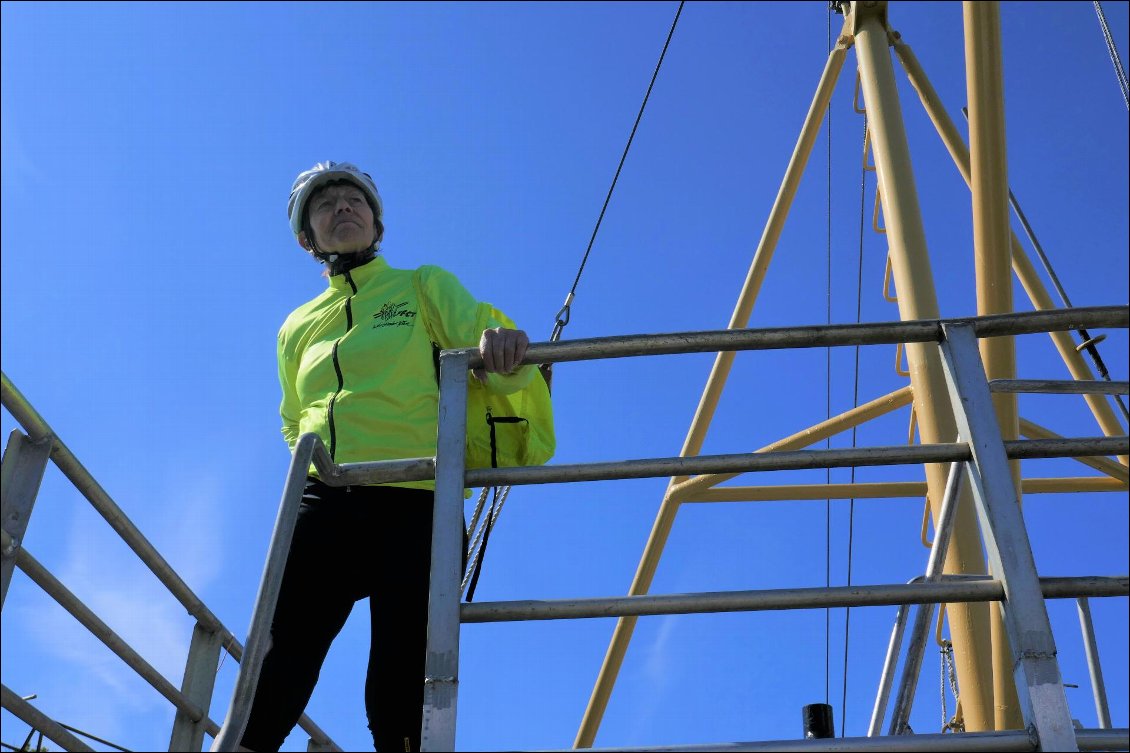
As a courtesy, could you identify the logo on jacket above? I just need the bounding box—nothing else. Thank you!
[373,301,417,328]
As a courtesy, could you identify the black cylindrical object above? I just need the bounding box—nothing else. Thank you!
[802,703,835,739]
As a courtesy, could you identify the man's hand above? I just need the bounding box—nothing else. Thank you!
[475,327,529,383]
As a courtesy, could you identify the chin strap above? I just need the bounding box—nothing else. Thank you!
[320,249,376,276]
[307,241,377,276]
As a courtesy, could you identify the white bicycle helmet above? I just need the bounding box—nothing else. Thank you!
[288,161,384,249]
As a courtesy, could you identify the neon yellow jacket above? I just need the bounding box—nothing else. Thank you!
[277,255,534,489]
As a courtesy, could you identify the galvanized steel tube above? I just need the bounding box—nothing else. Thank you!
[990,380,1130,395]
[1020,419,1129,482]
[460,575,1127,624]
[1076,597,1113,729]
[421,351,471,752]
[461,437,1125,489]
[213,433,318,751]
[454,306,1128,371]
[872,462,965,736]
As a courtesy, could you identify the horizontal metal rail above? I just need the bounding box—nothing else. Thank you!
[465,436,1126,488]
[320,456,434,487]
[565,728,1128,752]
[1,683,94,752]
[459,575,1128,624]
[451,305,1128,369]
[990,379,1129,395]
[1021,418,1130,481]
[332,436,1128,488]
[0,372,339,750]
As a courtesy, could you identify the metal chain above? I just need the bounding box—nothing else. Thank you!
[940,641,949,732]
[1094,1,1130,109]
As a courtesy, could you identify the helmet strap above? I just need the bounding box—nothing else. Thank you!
[317,248,377,276]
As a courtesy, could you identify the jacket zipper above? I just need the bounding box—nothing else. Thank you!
[326,271,358,460]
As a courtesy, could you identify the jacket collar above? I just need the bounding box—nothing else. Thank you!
[327,254,388,291]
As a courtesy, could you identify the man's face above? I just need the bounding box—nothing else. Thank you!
[305,182,376,254]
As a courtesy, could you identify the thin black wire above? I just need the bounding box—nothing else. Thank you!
[824,2,833,711]
[552,0,685,342]
[840,119,869,738]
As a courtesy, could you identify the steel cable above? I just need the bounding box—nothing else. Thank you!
[552,1,685,343]
[468,3,685,601]
[1093,1,1129,110]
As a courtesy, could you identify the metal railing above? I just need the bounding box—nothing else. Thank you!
[0,373,342,752]
[206,304,1128,751]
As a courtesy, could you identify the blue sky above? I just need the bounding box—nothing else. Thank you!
[2,2,1127,751]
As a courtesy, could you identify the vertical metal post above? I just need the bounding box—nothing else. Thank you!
[871,460,964,736]
[1076,598,1112,729]
[939,323,1077,752]
[170,623,224,751]
[852,0,996,732]
[964,2,1024,728]
[1,429,52,611]
[421,350,469,752]
[213,433,319,751]
[576,38,850,749]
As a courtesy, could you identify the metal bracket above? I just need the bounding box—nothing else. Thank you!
[1,429,53,611]
[939,323,1079,752]
[847,0,889,37]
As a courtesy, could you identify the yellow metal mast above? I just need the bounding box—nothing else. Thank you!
[576,1,1128,746]
[963,1,1023,729]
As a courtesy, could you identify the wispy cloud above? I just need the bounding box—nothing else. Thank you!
[627,614,680,743]
[13,471,228,746]
[0,106,48,196]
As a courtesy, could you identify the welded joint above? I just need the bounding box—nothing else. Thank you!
[847,0,889,37]
[1,534,19,559]
[1013,649,1059,672]
[424,676,457,685]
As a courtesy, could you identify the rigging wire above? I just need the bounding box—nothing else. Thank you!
[463,2,685,600]
[1093,1,1130,110]
[552,0,685,343]
[824,1,833,711]
[841,117,869,738]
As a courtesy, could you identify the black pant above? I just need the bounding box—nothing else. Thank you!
[241,478,463,752]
